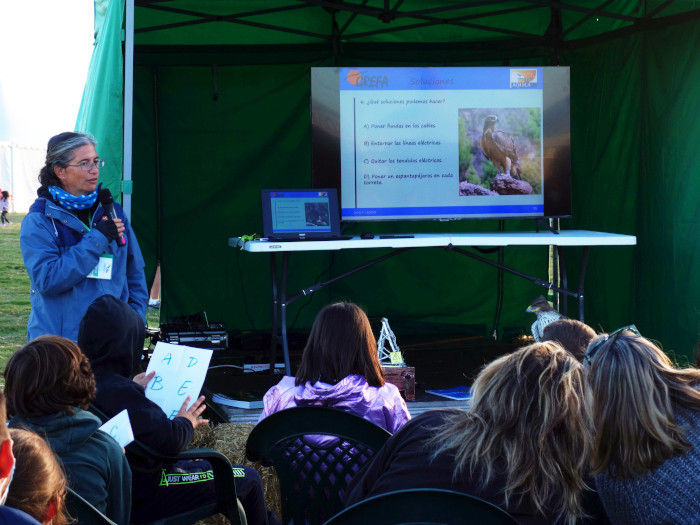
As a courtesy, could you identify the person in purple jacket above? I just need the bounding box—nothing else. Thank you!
[259,301,411,433]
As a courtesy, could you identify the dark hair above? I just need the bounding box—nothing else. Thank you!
[38,132,96,189]
[6,428,67,525]
[295,302,385,387]
[4,335,96,419]
[1,190,8,199]
[541,319,597,361]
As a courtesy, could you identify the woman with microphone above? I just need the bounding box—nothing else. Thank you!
[20,131,148,341]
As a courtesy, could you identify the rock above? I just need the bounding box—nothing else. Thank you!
[490,174,533,195]
[459,181,499,196]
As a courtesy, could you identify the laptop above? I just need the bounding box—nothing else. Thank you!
[261,188,348,241]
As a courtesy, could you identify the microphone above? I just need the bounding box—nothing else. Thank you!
[98,188,126,247]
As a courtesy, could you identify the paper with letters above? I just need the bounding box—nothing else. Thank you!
[98,409,134,448]
[145,342,213,419]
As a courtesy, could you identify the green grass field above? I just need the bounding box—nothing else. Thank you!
[0,214,159,376]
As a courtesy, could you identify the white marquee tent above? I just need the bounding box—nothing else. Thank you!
[0,142,43,213]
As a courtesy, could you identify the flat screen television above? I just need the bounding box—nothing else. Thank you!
[311,66,571,222]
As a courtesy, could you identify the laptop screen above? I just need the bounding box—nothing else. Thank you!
[261,189,342,241]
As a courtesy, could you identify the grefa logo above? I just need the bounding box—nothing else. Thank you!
[346,69,389,88]
[510,69,537,87]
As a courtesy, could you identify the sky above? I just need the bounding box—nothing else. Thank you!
[0,1,94,147]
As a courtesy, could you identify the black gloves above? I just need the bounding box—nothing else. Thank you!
[95,218,119,242]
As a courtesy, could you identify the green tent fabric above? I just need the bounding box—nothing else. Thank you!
[76,0,124,201]
[76,1,700,363]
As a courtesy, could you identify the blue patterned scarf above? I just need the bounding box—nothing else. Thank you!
[48,186,97,210]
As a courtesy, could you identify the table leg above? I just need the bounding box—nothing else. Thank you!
[578,247,590,323]
[280,252,291,376]
[557,246,568,318]
[269,253,279,373]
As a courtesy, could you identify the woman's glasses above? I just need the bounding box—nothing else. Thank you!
[584,324,641,364]
[67,159,105,171]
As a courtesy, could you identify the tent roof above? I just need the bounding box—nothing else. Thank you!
[133,0,700,54]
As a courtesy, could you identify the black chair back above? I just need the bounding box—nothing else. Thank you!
[245,406,391,525]
[89,404,246,524]
[324,488,519,525]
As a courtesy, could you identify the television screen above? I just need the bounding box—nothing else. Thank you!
[311,66,571,222]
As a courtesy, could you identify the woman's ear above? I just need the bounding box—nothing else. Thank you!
[53,165,64,180]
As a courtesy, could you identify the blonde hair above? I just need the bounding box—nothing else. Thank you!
[429,342,593,525]
[6,428,67,525]
[586,331,700,478]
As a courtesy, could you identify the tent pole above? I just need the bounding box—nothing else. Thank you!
[122,0,134,218]
[152,67,162,266]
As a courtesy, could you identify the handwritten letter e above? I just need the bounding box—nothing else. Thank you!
[145,342,213,419]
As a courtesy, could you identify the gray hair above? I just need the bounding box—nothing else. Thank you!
[38,132,97,188]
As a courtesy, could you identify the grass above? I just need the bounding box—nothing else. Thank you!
[0,215,31,367]
[0,213,160,376]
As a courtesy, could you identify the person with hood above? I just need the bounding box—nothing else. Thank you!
[79,294,276,524]
[20,131,148,342]
[3,335,131,524]
[258,301,411,433]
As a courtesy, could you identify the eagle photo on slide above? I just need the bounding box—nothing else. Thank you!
[480,114,522,179]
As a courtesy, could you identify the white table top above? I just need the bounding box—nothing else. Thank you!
[230,230,637,253]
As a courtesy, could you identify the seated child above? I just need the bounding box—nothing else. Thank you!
[541,318,597,362]
[4,336,131,524]
[78,294,277,524]
[259,301,411,433]
[6,428,67,525]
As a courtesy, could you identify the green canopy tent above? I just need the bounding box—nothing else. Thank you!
[76,0,700,363]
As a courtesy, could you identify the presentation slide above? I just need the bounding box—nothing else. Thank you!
[270,191,332,233]
[338,67,545,219]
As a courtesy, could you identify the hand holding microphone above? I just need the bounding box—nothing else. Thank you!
[97,188,127,247]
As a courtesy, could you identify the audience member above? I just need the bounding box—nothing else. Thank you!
[541,318,597,361]
[3,335,131,524]
[345,342,594,524]
[0,391,41,525]
[584,326,700,523]
[259,301,411,433]
[6,429,67,525]
[78,294,276,524]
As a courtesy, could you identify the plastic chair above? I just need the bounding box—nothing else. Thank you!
[245,406,392,525]
[89,404,246,525]
[65,487,118,525]
[324,488,519,525]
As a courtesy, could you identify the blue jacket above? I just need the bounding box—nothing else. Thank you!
[20,187,148,341]
[0,506,41,525]
[9,409,132,525]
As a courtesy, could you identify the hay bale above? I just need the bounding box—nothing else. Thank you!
[192,422,282,524]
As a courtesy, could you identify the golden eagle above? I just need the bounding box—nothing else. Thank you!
[480,115,521,179]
